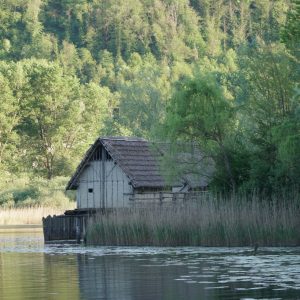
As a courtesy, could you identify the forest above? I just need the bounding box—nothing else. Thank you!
[0,0,299,207]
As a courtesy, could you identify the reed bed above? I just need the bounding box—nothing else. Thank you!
[0,204,75,225]
[87,196,300,247]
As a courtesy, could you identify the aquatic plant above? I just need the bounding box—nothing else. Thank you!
[87,194,300,247]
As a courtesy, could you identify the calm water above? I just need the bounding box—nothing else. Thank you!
[0,229,299,300]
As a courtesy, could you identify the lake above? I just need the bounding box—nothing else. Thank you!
[0,228,299,300]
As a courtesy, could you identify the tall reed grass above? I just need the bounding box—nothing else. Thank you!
[0,204,75,225]
[87,195,300,247]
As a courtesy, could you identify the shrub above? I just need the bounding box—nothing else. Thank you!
[0,174,75,208]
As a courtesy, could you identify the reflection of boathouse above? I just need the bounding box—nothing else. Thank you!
[77,254,206,300]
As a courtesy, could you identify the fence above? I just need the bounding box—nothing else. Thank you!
[128,191,210,205]
[42,214,88,243]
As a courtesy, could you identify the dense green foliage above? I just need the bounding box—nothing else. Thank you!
[0,0,299,194]
[0,174,73,208]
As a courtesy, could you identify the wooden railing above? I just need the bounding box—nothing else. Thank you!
[128,191,209,204]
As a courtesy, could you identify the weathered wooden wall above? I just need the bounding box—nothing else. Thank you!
[76,160,133,209]
[42,215,88,242]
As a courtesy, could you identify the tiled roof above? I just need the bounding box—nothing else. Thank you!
[101,137,165,188]
[66,136,212,190]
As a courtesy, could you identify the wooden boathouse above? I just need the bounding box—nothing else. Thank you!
[43,136,212,242]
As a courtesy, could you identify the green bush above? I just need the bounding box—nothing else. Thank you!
[12,186,40,203]
[0,192,14,205]
[0,174,75,208]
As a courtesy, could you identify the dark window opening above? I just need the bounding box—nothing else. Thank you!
[88,188,93,193]
[106,152,112,160]
[91,146,102,161]
[90,146,112,161]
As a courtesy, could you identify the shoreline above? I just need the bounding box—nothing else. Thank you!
[0,224,43,233]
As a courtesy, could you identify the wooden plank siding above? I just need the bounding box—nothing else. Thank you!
[76,160,133,209]
[43,215,87,242]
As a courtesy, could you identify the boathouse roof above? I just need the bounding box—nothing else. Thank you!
[66,136,212,190]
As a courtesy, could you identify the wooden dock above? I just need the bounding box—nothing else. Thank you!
[42,209,94,243]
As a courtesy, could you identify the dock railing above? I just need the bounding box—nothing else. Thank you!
[128,191,210,205]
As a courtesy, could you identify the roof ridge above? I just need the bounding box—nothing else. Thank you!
[101,136,147,142]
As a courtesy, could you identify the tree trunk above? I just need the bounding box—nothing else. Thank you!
[217,135,236,194]
[222,146,236,193]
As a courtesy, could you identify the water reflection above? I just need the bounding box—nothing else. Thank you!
[76,252,300,300]
[0,229,299,300]
[77,254,203,300]
[0,230,80,300]
[0,252,80,299]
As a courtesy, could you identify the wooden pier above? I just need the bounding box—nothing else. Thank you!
[42,209,95,243]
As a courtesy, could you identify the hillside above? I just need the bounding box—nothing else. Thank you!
[0,0,299,194]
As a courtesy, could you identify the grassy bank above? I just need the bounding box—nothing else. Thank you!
[87,195,300,247]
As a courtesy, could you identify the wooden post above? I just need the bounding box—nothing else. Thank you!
[159,192,163,204]
[83,216,87,244]
[76,217,81,244]
[101,146,106,208]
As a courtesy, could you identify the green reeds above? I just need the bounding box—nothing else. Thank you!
[86,194,300,247]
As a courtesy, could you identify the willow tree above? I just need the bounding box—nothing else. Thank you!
[164,72,236,192]
[239,44,300,190]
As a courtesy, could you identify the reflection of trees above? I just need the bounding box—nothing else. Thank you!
[0,232,48,299]
[77,254,205,300]
[0,243,80,299]
[43,253,80,299]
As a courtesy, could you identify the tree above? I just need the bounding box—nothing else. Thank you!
[107,53,170,138]
[0,73,19,168]
[164,72,236,192]
[281,0,300,57]
[19,60,84,178]
[237,44,299,191]
[0,59,111,178]
[272,91,300,186]
[81,82,112,141]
